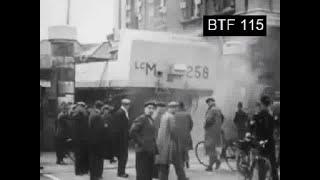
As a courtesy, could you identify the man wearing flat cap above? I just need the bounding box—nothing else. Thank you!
[156,101,188,180]
[204,98,224,171]
[174,101,193,169]
[152,102,167,137]
[88,100,105,180]
[110,98,131,178]
[130,101,158,180]
[72,102,90,175]
[101,104,115,162]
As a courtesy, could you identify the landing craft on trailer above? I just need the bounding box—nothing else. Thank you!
[75,29,221,120]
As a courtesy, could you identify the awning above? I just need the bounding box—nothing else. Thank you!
[40,80,51,87]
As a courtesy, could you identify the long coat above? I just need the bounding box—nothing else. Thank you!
[72,106,89,145]
[204,106,223,154]
[155,112,184,165]
[88,109,105,156]
[152,110,166,138]
[55,111,70,139]
[174,111,193,151]
[129,114,157,153]
[101,113,114,159]
[110,108,129,157]
[71,106,90,175]
[233,110,249,131]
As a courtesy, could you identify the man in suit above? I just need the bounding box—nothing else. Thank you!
[111,98,131,178]
[88,100,105,180]
[101,104,115,162]
[130,101,158,180]
[72,102,90,176]
[55,102,71,165]
[156,101,188,180]
[174,102,193,169]
[233,102,249,140]
[249,96,279,180]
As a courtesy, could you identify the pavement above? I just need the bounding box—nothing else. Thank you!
[40,150,242,180]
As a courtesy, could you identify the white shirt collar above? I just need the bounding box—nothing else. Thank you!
[121,106,129,119]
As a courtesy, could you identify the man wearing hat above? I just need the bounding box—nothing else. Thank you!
[72,102,90,175]
[101,104,116,162]
[88,100,105,180]
[204,97,223,171]
[174,101,193,169]
[233,102,249,140]
[55,102,71,165]
[250,95,279,180]
[156,101,188,180]
[129,101,158,180]
[110,98,131,178]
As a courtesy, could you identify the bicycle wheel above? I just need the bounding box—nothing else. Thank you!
[66,151,75,163]
[224,144,238,171]
[237,150,251,178]
[195,141,210,167]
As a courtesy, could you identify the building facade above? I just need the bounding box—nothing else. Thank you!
[113,0,280,141]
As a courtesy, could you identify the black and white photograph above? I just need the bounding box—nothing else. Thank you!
[40,0,280,180]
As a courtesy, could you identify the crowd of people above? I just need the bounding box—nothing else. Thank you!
[41,94,279,180]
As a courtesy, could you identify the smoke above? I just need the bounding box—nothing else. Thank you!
[190,29,280,141]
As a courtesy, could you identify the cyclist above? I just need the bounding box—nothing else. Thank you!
[248,96,279,180]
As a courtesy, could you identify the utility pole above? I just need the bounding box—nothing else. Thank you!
[66,0,71,25]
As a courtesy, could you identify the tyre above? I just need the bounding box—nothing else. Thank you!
[195,141,210,167]
[236,150,250,178]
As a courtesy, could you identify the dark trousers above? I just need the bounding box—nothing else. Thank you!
[117,150,128,175]
[136,151,155,180]
[159,154,187,180]
[89,147,104,180]
[237,129,247,140]
[260,143,279,180]
[55,137,67,163]
[74,143,89,175]
[208,145,220,168]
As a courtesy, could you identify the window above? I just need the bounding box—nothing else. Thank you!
[159,0,167,13]
[51,42,74,57]
[191,0,201,18]
[149,5,154,17]
[136,0,143,21]
[206,0,235,15]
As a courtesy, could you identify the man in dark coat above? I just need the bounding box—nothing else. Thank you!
[204,98,223,171]
[72,102,90,176]
[174,102,193,169]
[40,99,44,170]
[101,104,115,161]
[110,98,131,178]
[88,100,105,180]
[55,102,71,165]
[129,101,158,180]
[249,96,279,180]
[233,102,249,140]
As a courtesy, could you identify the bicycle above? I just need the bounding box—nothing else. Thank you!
[195,139,238,171]
[63,138,75,163]
[234,137,273,180]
